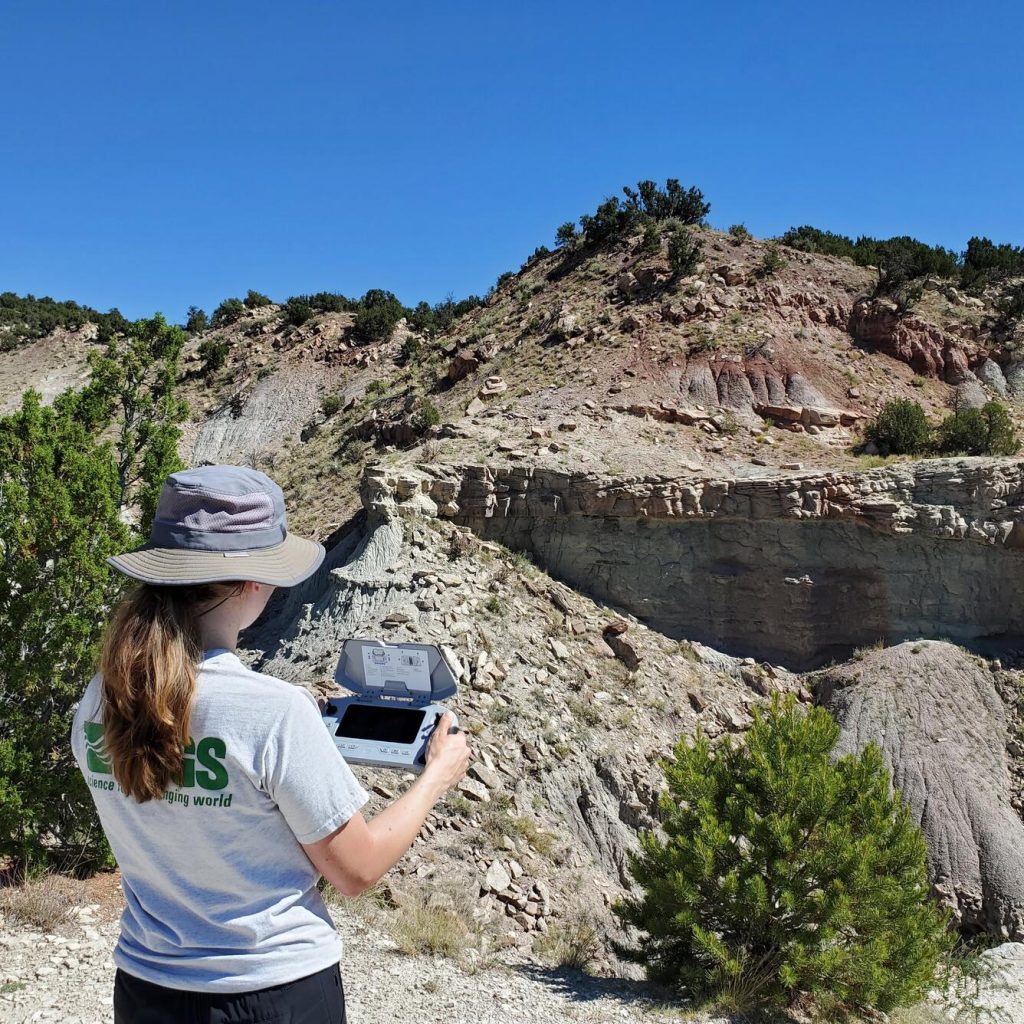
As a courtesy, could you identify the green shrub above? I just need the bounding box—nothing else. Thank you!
[961,236,1024,291]
[639,218,661,253]
[352,289,405,345]
[409,294,483,335]
[353,304,400,345]
[687,327,719,355]
[417,398,441,430]
[622,179,709,225]
[576,179,710,248]
[936,400,1018,456]
[757,243,787,278]
[185,306,208,334]
[668,227,703,278]
[0,293,129,351]
[308,292,353,313]
[891,282,924,317]
[779,225,857,260]
[243,290,272,309]
[198,339,229,374]
[614,696,952,1016]
[525,245,551,266]
[865,399,931,455]
[283,296,314,327]
[728,223,752,242]
[579,196,635,246]
[211,298,245,328]
[322,393,344,417]
[779,227,959,284]
[991,282,1024,340]
[555,221,579,248]
[400,335,422,362]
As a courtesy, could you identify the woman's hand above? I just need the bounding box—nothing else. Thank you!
[305,711,472,897]
[423,711,470,794]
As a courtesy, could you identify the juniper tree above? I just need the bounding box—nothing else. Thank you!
[614,696,951,1016]
[211,297,245,327]
[667,227,703,278]
[865,398,931,455]
[0,315,187,869]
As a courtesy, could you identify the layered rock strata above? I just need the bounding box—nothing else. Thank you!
[379,457,1024,669]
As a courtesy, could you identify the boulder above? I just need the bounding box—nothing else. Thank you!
[483,860,511,894]
[1005,361,1024,400]
[447,347,479,382]
[555,311,579,337]
[939,943,1024,1023]
[615,272,639,296]
[602,626,642,669]
[715,264,746,286]
[661,303,688,326]
[635,264,670,289]
[978,359,1009,397]
[954,374,988,409]
[818,641,1024,939]
[479,376,507,397]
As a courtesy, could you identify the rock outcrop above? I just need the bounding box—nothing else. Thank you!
[849,297,984,383]
[817,641,1024,940]
[392,457,1024,668]
[940,943,1024,1024]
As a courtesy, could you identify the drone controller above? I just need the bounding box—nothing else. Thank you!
[321,638,459,773]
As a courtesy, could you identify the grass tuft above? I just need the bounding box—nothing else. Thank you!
[0,873,85,932]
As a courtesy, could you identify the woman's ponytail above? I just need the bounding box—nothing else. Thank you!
[98,582,237,802]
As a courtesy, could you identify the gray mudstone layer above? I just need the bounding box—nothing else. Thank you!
[398,457,1024,669]
[817,641,1024,940]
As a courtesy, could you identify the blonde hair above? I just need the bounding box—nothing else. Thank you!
[98,582,241,802]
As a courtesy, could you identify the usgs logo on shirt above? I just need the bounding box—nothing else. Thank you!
[84,721,230,791]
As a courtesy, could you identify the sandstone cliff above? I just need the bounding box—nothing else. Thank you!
[381,457,1024,668]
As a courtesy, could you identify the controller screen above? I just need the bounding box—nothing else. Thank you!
[335,704,426,744]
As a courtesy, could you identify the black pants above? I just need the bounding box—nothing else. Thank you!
[113,962,346,1024]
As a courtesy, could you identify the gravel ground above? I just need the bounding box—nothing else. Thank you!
[0,906,731,1024]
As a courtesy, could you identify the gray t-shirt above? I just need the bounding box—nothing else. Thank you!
[71,649,369,993]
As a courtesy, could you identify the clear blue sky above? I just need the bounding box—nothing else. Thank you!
[2,1,1022,322]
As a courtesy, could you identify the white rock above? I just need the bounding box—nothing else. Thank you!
[484,860,512,894]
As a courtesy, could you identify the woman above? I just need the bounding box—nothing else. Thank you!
[72,464,470,1023]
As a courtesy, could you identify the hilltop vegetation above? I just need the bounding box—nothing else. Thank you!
[0,292,130,351]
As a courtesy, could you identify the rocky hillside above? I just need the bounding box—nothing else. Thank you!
[165,223,1022,535]
[3,216,1024,991]
[6,220,1017,537]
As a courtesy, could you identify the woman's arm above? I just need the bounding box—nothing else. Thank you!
[302,711,470,896]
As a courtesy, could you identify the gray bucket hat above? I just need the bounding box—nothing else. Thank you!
[108,465,325,587]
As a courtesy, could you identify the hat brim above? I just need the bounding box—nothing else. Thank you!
[108,533,326,588]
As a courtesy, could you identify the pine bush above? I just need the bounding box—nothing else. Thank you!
[865,399,931,455]
[936,400,1019,456]
[198,338,229,374]
[555,221,578,248]
[211,297,245,328]
[185,306,208,334]
[757,243,787,278]
[614,696,951,1016]
[668,227,703,278]
[244,289,272,309]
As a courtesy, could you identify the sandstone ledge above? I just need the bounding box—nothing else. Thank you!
[364,457,1024,548]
